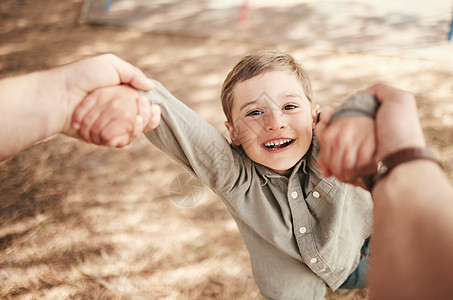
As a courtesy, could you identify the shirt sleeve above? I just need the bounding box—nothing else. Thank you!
[330,93,379,123]
[143,80,245,194]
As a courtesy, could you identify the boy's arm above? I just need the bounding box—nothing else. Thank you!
[72,79,241,193]
[143,80,243,193]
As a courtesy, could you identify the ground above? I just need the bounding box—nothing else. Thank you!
[1,0,453,299]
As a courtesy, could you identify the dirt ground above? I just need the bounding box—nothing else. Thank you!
[1,0,453,299]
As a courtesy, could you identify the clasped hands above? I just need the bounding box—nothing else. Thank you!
[68,56,424,191]
[315,83,426,190]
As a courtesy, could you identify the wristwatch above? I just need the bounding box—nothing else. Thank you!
[372,147,441,189]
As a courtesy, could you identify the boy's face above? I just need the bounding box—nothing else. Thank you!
[225,70,318,176]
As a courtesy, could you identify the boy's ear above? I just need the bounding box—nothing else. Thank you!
[311,104,320,129]
[224,121,241,146]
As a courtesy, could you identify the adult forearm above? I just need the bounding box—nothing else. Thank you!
[0,54,156,161]
[0,69,68,161]
[369,160,453,299]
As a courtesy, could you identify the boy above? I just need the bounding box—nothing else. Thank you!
[73,51,376,299]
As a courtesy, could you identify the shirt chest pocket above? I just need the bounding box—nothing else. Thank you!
[305,180,345,239]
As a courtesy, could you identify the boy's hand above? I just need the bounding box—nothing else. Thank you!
[315,104,376,187]
[72,85,161,147]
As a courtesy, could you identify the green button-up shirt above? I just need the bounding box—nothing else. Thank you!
[144,81,373,300]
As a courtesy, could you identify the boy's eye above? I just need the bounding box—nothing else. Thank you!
[246,110,262,116]
[283,104,298,110]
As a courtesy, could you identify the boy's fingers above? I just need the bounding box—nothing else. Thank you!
[102,104,159,148]
[107,133,129,148]
[314,113,328,153]
[106,135,122,147]
[338,144,363,183]
[356,138,375,170]
[90,112,118,145]
[313,120,326,140]
[336,126,362,178]
[73,92,98,130]
[79,107,105,143]
[100,90,147,144]
[314,107,333,170]
[318,134,334,176]
[76,88,119,143]
[94,100,136,145]
[342,145,358,174]
[137,96,161,133]
[90,119,108,145]
[320,105,335,124]
[330,142,346,177]
[131,115,144,140]
[101,119,132,143]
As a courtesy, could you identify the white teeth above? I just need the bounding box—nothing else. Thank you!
[264,139,292,147]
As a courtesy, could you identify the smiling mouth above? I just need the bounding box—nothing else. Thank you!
[263,139,294,150]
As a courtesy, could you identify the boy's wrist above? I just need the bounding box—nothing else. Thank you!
[330,93,379,123]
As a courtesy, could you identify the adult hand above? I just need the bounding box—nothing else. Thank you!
[59,53,158,137]
[72,84,161,148]
[360,82,426,159]
[316,83,426,188]
[0,54,160,161]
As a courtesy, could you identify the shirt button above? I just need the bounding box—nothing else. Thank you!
[299,226,307,234]
[310,258,318,264]
[313,191,320,198]
[291,191,298,199]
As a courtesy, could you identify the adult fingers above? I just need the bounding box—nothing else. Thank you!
[329,125,354,178]
[360,82,426,158]
[103,54,155,91]
[316,106,346,178]
[130,115,143,141]
[65,54,154,98]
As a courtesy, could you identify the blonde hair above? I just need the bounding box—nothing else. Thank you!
[221,50,313,124]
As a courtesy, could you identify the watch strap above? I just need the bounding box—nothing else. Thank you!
[372,147,440,189]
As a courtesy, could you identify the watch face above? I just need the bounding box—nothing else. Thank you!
[377,160,388,176]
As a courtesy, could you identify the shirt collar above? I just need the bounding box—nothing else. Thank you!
[256,155,309,180]
[231,143,311,183]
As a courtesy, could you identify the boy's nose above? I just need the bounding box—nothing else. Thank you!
[265,111,287,131]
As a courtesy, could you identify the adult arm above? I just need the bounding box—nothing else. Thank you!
[363,83,453,299]
[0,54,157,161]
